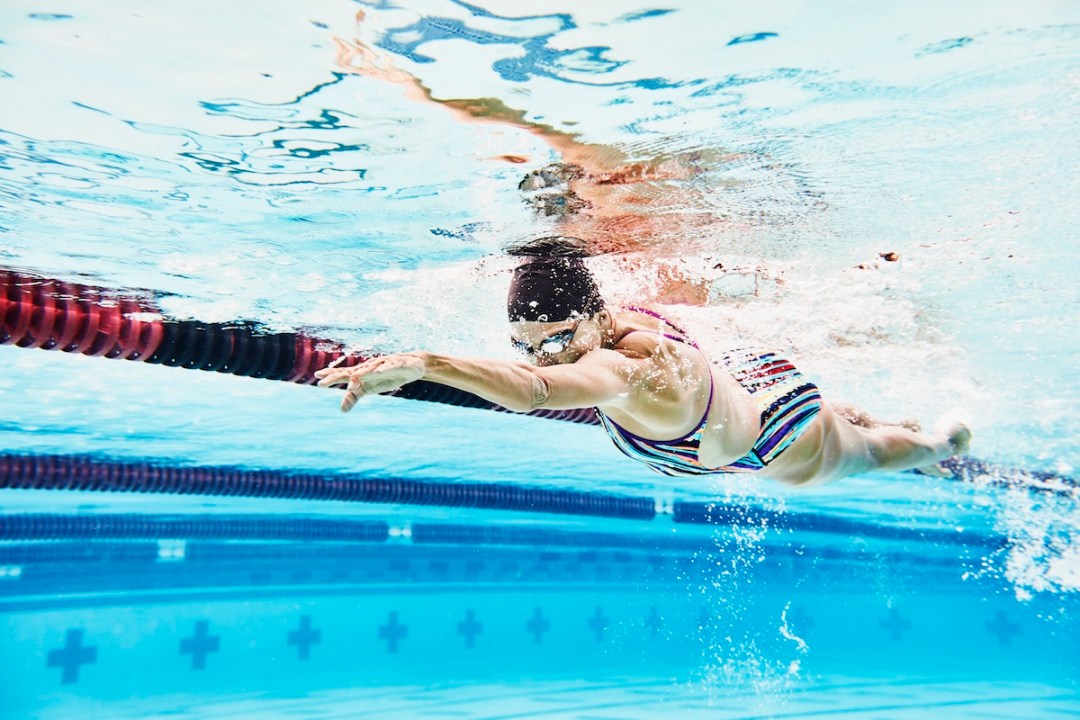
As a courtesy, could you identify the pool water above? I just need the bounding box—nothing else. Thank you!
[1,0,1078,718]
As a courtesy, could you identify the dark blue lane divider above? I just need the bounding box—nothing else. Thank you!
[0,541,158,566]
[0,511,1002,556]
[1,514,701,552]
[0,453,657,520]
[410,522,706,551]
[0,514,390,543]
[672,501,1004,549]
[0,514,976,583]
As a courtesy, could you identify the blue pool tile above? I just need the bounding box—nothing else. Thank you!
[788,604,815,631]
[985,610,1022,646]
[696,607,713,638]
[879,607,911,640]
[645,607,662,637]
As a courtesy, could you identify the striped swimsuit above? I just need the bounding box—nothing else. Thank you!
[595,312,823,477]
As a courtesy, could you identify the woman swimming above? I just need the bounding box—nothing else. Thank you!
[315,253,971,486]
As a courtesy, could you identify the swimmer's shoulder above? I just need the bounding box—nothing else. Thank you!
[614,328,698,364]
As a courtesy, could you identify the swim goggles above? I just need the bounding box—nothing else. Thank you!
[512,322,580,357]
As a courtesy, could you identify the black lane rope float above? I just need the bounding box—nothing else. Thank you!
[1,268,1075,497]
[0,513,391,543]
[0,513,999,554]
[0,453,657,520]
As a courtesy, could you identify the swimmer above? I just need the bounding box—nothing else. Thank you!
[315,250,971,486]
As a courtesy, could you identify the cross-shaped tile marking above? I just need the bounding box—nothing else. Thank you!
[47,628,97,684]
[879,608,911,641]
[288,615,321,660]
[457,609,483,648]
[588,607,609,643]
[985,611,1021,646]
[527,608,549,644]
[180,620,220,670]
[646,607,663,637]
[379,611,407,654]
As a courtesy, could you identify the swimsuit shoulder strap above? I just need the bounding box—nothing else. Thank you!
[622,306,697,348]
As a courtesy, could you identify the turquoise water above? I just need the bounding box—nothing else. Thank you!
[1,1,1079,717]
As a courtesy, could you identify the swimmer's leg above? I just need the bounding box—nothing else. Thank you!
[835,411,972,478]
[777,404,971,484]
[861,422,971,473]
[832,402,921,432]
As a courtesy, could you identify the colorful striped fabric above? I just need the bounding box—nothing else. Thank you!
[597,349,822,477]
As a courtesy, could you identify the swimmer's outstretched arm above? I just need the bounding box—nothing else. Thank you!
[314,350,642,415]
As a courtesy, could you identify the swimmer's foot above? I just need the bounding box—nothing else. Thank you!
[943,421,972,455]
[915,422,972,478]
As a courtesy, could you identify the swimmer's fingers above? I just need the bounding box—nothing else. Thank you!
[338,366,376,413]
[315,371,347,387]
[327,355,427,412]
[348,356,425,396]
[341,387,361,413]
[313,353,353,381]
[316,370,355,388]
[316,357,381,387]
[334,368,371,413]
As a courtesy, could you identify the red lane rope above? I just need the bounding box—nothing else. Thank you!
[0,269,599,425]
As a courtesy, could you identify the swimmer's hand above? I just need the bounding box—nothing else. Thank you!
[314,353,426,412]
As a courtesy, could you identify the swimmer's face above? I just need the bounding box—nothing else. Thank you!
[510,317,594,366]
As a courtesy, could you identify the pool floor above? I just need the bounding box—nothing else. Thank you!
[36,676,1080,720]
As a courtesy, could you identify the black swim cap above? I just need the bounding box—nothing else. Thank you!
[507,256,604,323]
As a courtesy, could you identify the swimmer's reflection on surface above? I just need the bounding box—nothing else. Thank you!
[336,13,748,304]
